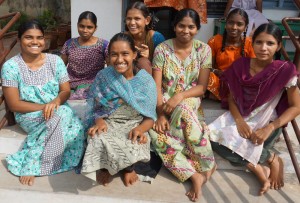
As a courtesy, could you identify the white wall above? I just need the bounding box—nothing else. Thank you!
[70,0,122,41]
[70,1,299,45]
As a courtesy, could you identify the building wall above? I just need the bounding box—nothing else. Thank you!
[70,0,122,41]
[70,1,298,44]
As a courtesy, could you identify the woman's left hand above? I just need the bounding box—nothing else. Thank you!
[135,44,149,59]
[128,127,148,144]
[250,125,273,145]
[163,93,184,115]
[43,99,60,120]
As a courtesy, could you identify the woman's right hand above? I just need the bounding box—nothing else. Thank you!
[88,119,108,137]
[235,119,252,139]
[153,114,170,134]
[135,44,149,59]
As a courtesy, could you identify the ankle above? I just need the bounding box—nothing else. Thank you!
[268,153,276,165]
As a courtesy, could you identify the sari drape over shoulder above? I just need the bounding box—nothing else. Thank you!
[85,66,157,128]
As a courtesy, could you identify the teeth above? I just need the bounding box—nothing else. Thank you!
[116,64,126,67]
[30,46,39,48]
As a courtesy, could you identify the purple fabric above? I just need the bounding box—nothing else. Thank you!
[220,57,298,117]
[61,38,108,89]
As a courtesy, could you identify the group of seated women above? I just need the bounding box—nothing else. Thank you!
[2,2,300,202]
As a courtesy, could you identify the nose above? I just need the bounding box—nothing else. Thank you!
[261,43,267,50]
[232,24,237,29]
[116,55,123,62]
[32,38,38,44]
[183,27,189,33]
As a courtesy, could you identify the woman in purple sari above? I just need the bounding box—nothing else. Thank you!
[208,23,300,195]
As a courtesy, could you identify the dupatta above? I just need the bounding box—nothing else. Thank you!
[220,57,298,117]
[85,66,157,128]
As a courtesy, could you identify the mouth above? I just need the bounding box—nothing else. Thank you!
[115,63,127,70]
[29,46,41,50]
[228,31,238,35]
[128,27,138,31]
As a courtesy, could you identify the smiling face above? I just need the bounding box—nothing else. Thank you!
[77,18,97,40]
[109,40,137,79]
[20,28,45,56]
[174,16,198,43]
[125,8,150,36]
[225,13,247,38]
[252,32,281,62]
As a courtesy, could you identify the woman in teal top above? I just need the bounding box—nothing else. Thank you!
[2,20,85,186]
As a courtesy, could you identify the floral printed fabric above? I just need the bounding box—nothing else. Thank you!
[149,39,215,182]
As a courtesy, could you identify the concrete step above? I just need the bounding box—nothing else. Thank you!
[0,153,299,203]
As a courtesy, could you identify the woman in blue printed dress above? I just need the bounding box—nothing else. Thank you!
[1,20,85,186]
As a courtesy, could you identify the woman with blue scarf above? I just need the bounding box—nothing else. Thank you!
[81,33,157,187]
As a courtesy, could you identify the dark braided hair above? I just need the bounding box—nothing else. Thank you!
[221,8,249,57]
[252,23,283,60]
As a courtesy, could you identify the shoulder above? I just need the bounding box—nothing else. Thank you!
[152,31,165,46]
[155,39,171,50]
[207,34,223,50]
[152,31,164,38]
[193,40,211,51]
[276,60,296,72]
[2,55,20,71]
[97,38,109,46]
[244,37,253,46]
[208,34,223,43]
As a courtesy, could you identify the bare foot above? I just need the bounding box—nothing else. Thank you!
[123,170,138,187]
[186,172,206,202]
[247,163,270,195]
[268,154,284,190]
[19,176,35,186]
[206,164,217,180]
[96,169,112,186]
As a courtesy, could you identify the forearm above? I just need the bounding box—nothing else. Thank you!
[228,94,244,123]
[8,100,45,113]
[136,117,154,133]
[179,85,205,99]
[54,90,70,105]
[267,107,300,131]
[156,87,165,116]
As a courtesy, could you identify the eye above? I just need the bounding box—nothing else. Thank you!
[267,41,276,46]
[188,25,196,29]
[37,36,44,40]
[87,26,94,29]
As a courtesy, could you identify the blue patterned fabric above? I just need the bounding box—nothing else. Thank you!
[86,66,157,128]
[153,31,165,47]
